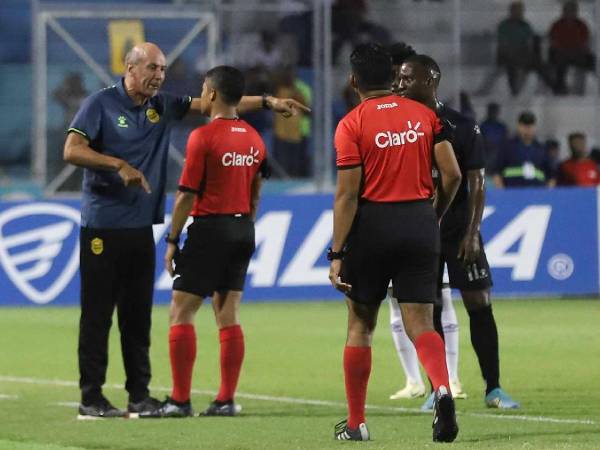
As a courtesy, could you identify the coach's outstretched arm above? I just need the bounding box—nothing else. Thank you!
[64,132,151,192]
[329,165,362,294]
[433,140,462,220]
[190,96,310,117]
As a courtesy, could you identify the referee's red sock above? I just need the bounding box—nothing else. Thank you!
[215,325,245,403]
[415,331,449,391]
[344,346,371,429]
[169,324,196,403]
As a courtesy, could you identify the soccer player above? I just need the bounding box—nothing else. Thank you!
[64,42,307,419]
[140,65,269,418]
[329,43,461,443]
[396,53,520,410]
[387,42,465,402]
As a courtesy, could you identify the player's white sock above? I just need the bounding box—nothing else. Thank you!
[388,296,423,385]
[441,284,460,381]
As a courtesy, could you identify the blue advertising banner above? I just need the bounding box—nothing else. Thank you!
[0,188,597,306]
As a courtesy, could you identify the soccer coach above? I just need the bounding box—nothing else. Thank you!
[63,42,308,419]
[329,43,461,443]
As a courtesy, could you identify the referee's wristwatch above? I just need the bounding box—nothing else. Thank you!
[165,234,180,245]
[327,247,345,261]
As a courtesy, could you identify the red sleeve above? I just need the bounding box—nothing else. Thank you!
[178,128,207,192]
[335,116,361,167]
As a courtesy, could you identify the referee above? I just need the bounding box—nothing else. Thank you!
[140,65,268,418]
[329,43,461,443]
[64,42,308,419]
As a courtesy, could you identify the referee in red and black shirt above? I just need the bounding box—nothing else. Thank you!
[141,66,268,418]
[329,44,461,442]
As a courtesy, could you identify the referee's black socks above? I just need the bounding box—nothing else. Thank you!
[467,305,500,395]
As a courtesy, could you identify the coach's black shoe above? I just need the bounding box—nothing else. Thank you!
[202,399,242,416]
[432,386,459,443]
[333,419,370,441]
[139,396,194,418]
[77,397,127,420]
[127,396,162,414]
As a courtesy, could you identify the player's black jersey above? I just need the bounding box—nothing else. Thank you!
[437,104,486,241]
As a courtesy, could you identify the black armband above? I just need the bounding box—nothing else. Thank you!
[326,247,345,261]
[262,93,272,110]
[165,234,180,245]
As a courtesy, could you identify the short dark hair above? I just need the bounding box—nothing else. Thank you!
[350,43,393,91]
[404,54,442,83]
[568,131,586,142]
[517,111,536,125]
[205,65,245,105]
[388,42,417,66]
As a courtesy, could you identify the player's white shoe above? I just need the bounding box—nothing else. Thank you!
[389,381,426,400]
[450,379,468,399]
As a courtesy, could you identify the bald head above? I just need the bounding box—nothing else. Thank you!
[125,42,165,68]
[124,42,166,103]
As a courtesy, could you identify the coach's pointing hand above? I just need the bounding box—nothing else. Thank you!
[268,97,311,118]
[329,260,352,295]
[117,161,152,193]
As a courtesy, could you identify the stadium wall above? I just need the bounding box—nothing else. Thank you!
[0,188,596,306]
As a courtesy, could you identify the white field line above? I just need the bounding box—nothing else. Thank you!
[0,393,18,399]
[1,375,595,426]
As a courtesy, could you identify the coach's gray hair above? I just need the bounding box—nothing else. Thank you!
[124,46,146,66]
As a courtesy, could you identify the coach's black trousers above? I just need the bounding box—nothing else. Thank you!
[78,227,155,405]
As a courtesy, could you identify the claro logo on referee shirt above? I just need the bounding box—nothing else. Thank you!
[222,146,260,167]
[375,121,425,149]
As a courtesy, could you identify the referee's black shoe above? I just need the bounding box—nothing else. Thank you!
[333,419,370,441]
[128,396,162,414]
[77,396,127,419]
[432,386,459,442]
[139,396,194,418]
[202,399,242,416]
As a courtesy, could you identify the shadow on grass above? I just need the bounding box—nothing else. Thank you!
[459,427,600,444]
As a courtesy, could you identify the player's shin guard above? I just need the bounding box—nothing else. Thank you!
[215,325,245,403]
[343,346,371,429]
[468,305,500,394]
[169,324,197,403]
[389,297,424,385]
[441,286,460,381]
[414,331,450,391]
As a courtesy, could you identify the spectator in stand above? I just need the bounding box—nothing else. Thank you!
[331,0,390,64]
[558,132,600,186]
[549,1,595,95]
[480,103,508,173]
[493,111,556,188]
[272,66,307,177]
[496,2,554,96]
[544,139,561,174]
[254,30,285,71]
[53,72,88,130]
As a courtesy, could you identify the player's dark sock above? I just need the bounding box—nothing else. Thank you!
[343,346,371,429]
[467,305,500,395]
[415,331,449,391]
[169,324,197,403]
[215,325,245,403]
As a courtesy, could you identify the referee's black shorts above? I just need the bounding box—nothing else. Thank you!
[440,232,493,291]
[340,200,440,305]
[173,214,255,298]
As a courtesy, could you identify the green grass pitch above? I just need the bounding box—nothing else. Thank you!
[0,299,599,449]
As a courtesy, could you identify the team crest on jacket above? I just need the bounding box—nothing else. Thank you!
[146,108,160,123]
[91,238,104,255]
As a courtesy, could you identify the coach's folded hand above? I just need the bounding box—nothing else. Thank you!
[117,161,152,193]
[329,260,352,295]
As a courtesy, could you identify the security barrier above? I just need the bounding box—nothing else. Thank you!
[0,188,596,306]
